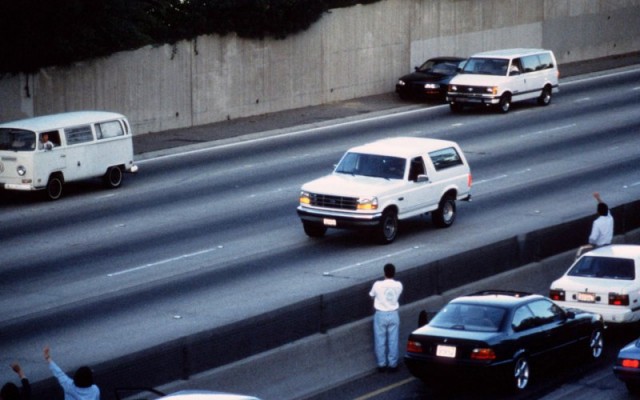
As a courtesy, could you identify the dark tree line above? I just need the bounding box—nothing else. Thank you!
[0,0,381,75]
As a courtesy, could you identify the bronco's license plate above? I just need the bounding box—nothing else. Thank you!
[323,218,337,227]
[436,345,456,358]
[577,292,596,303]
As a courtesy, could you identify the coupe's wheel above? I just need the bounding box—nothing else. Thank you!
[511,356,530,391]
[302,221,327,238]
[497,93,511,113]
[432,197,456,228]
[537,86,552,106]
[45,175,63,201]
[376,209,398,244]
[587,329,604,359]
[104,166,123,188]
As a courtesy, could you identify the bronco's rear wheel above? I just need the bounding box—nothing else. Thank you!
[432,196,456,228]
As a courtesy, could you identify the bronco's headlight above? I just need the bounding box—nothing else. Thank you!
[357,197,378,210]
[17,165,27,176]
[299,191,311,205]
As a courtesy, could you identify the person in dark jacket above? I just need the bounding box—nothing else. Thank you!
[1,363,31,400]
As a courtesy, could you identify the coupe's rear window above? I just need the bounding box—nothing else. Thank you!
[429,303,505,332]
[568,256,636,280]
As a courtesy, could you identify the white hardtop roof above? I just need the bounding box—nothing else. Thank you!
[347,137,459,158]
[584,245,640,260]
[0,111,126,132]
[470,48,550,59]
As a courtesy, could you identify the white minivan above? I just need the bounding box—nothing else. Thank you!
[447,48,559,113]
[0,111,138,200]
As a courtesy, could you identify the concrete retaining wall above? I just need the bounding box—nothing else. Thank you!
[1,0,639,135]
[28,200,640,399]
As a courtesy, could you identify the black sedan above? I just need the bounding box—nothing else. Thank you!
[404,290,605,393]
[395,57,465,101]
[614,337,640,393]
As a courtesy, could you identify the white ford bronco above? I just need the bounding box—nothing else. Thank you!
[297,137,472,244]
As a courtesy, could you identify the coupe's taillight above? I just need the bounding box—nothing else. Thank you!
[470,348,496,361]
[609,293,630,306]
[622,359,640,368]
[620,358,640,368]
[407,340,423,353]
[549,289,565,301]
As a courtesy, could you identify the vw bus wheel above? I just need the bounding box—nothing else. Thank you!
[46,175,63,201]
[104,166,123,188]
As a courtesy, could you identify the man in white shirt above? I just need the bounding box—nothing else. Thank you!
[369,263,403,372]
[577,192,614,258]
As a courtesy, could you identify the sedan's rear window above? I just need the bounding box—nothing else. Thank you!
[568,256,636,280]
[429,303,505,332]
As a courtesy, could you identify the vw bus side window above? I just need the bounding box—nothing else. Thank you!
[65,125,94,145]
[0,128,36,151]
[96,120,124,140]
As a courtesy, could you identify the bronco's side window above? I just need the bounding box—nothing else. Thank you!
[409,157,425,182]
[429,147,463,171]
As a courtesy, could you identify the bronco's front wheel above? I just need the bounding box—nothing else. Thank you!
[375,209,398,244]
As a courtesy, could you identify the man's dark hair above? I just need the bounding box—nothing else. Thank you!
[1,382,20,400]
[73,366,94,388]
[597,202,609,216]
[384,263,396,278]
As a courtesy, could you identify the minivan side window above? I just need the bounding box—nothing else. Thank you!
[96,120,124,140]
[521,55,541,73]
[65,125,94,145]
[429,147,463,171]
[537,53,554,70]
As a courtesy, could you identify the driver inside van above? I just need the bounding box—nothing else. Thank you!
[40,132,55,150]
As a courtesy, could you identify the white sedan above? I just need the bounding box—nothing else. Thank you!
[549,245,640,324]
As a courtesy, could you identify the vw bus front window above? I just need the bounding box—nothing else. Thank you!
[0,128,36,152]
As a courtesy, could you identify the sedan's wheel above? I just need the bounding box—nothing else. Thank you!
[587,329,604,359]
[376,209,398,244]
[103,166,123,188]
[45,175,63,201]
[432,197,456,228]
[512,356,530,391]
[302,221,327,238]
[498,93,511,113]
[537,86,552,106]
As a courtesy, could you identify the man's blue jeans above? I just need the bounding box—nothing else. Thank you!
[374,310,400,368]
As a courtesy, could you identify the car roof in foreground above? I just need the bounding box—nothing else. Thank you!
[347,137,459,158]
[451,290,541,308]
[583,244,640,260]
[160,391,261,400]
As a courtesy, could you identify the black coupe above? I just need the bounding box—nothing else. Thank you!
[395,57,465,101]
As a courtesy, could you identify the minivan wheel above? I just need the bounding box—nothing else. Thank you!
[537,86,552,106]
[498,93,511,113]
[104,166,123,188]
[45,175,63,201]
[432,197,456,228]
[376,209,398,244]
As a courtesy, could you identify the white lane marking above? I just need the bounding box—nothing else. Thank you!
[473,174,508,185]
[574,97,591,103]
[524,124,577,137]
[323,247,419,276]
[628,181,640,188]
[107,246,223,277]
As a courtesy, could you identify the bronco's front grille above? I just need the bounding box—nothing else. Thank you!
[309,193,358,210]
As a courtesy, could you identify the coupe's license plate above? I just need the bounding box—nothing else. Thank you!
[323,218,337,227]
[577,292,596,303]
[436,345,456,358]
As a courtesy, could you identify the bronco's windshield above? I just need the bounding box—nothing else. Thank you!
[461,57,509,76]
[0,128,36,152]
[335,152,406,180]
